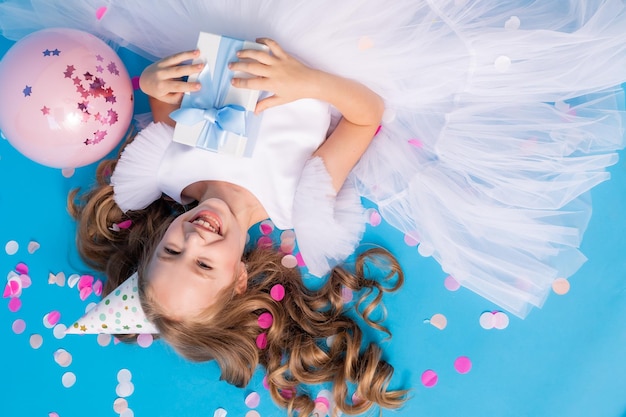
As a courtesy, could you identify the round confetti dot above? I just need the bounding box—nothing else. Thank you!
[280,230,295,241]
[256,333,268,349]
[256,236,273,249]
[49,413,59,417]
[27,241,40,254]
[479,312,495,330]
[421,370,438,388]
[494,55,511,72]
[61,168,75,178]
[281,254,298,269]
[552,278,570,295]
[97,333,112,347]
[258,312,273,329]
[326,335,336,347]
[61,372,76,388]
[54,349,73,368]
[341,287,353,303]
[44,311,61,328]
[15,262,28,275]
[116,381,135,398]
[95,6,108,20]
[113,398,129,414]
[67,274,80,288]
[444,275,461,291]
[352,393,364,406]
[259,220,274,235]
[493,312,510,330]
[30,334,43,349]
[214,408,228,417]
[366,208,381,226]
[245,411,261,417]
[428,313,447,330]
[12,319,26,334]
[314,397,330,414]
[317,389,332,401]
[8,297,22,313]
[403,233,419,247]
[53,324,67,339]
[505,16,521,30]
[245,391,261,408]
[120,409,134,417]
[5,240,18,255]
[137,333,154,348]
[117,369,132,382]
[19,274,32,288]
[279,238,295,254]
[262,375,269,390]
[454,356,472,374]
[270,284,285,301]
[382,108,396,123]
[417,243,434,257]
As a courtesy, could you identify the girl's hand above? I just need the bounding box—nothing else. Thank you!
[229,38,318,113]
[139,50,204,105]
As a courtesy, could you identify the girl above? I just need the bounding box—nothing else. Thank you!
[3,0,626,413]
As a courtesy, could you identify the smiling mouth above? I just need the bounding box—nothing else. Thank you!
[191,212,222,235]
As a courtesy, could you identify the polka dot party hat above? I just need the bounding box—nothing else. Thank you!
[66,272,159,334]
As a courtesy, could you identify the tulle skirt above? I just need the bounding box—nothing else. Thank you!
[3,0,625,318]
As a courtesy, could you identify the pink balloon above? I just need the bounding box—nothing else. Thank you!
[0,28,133,168]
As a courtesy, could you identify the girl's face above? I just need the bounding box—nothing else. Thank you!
[145,199,248,319]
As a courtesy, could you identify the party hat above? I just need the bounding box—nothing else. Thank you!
[66,272,159,334]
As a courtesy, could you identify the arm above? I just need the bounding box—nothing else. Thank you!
[139,50,204,126]
[231,39,383,192]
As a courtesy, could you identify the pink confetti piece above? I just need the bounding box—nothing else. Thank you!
[255,333,268,349]
[259,220,274,235]
[454,356,472,374]
[366,208,381,226]
[295,252,306,267]
[49,412,60,417]
[113,398,129,414]
[93,279,103,296]
[262,375,269,390]
[117,220,132,229]
[5,278,22,298]
[54,349,73,367]
[8,297,22,312]
[15,262,28,275]
[314,397,330,410]
[44,311,61,327]
[137,333,153,348]
[375,125,382,135]
[256,236,273,249]
[408,138,424,148]
[12,319,26,334]
[258,312,273,329]
[421,370,438,387]
[403,234,419,247]
[79,287,93,301]
[444,275,460,291]
[19,274,32,289]
[427,313,447,330]
[61,168,75,178]
[78,275,94,291]
[552,278,570,295]
[245,391,261,408]
[95,6,107,20]
[131,76,140,91]
[280,254,298,269]
[27,241,40,254]
[97,333,112,347]
[270,284,285,302]
[30,333,43,349]
[341,287,353,303]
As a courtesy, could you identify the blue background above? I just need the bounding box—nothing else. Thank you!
[1,30,626,417]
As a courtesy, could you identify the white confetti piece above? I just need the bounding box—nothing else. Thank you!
[53,324,67,339]
[214,408,228,417]
[27,241,40,254]
[504,16,521,30]
[117,369,132,383]
[30,334,43,349]
[97,333,112,347]
[116,381,135,398]
[494,55,511,72]
[5,240,19,255]
[61,168,75,178]
[62,372,76,388]
[67,274,80,288]
[54,349,73,367]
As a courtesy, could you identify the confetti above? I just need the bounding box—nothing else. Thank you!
[259,220,274,235]
[30,334,44,349]
[479,311,509,330]
[78,275,94,291]
[62,372,76,388]
[19,274,32,288]
[244,391,261,408]
[67,274,80,288]
[366,208,381,226]
[12,319,26,334]
[341,287,353,303]
[427,313,447,330]
[256,333,268,349]
[15,262,28,275]
[117,369,132,382]
[280,254,298,269]
[79,287,93,301]
[454,356,472,374]
[505,16,521,30]
[137,334,154,348]
[258,312,273,329]
[97,333,112,347]
[245,411,261,417]
[552,278,570,295]
[116,381,135,398]
[270,284,285,301]
[8,297,22,312]
[5,240,18,255]
[44,311,62,328]
[113,398,129,414]
[49,272,66,287]
[54,349,73,367]
[403,234,419,247]
[120,409,134,417]
[494,55,511,72]
[214,408,227,417]
[61,168,75,178]
[27,241,40,254]
[408,138,424,148]
[421,370,438,388]
[53,324,67,339]
[444,275,460,291]
[131,76,140,90]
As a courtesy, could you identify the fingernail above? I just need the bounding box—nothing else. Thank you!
[236,51,241,57]
[228,63,233,69]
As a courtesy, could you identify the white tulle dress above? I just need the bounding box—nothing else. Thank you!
[2,0,625,318]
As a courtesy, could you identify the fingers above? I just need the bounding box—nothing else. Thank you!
[255,95,284,113]
[231,76,265,91]
[256,38,286,58]
[157,49,201,68]
[228,60,271,78]
[236,48,275,65]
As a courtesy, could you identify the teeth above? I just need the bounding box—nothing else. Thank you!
[192,216,220,234]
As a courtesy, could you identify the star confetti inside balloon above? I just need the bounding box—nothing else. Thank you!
[0,28,133,168]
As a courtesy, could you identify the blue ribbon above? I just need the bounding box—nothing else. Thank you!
[169,36,250,152]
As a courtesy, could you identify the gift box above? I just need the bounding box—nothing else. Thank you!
[170,32,268,157]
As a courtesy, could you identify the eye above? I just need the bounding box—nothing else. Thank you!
[197,260,212,270]
[164,247,180,255]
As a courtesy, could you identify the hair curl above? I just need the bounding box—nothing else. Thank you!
[69,157,409,416]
